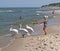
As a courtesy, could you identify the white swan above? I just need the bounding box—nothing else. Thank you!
[26,25,34,32]
[10,25,18,34]
[19,24,30,37]
[44,15,48,18]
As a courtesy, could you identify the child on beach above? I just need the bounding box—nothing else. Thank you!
[39,16,48,35]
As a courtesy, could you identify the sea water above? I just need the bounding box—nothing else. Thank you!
[0,7,43,35]
[0,7,60,49]
[0,7,60,35]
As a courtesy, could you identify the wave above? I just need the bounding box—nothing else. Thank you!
[0,10,31,12]
[0,10,32,13]
[0,10,15,12]
[36,11,42,13]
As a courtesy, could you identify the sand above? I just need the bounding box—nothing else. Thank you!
[2,24,60,51]
[1,10,60,51]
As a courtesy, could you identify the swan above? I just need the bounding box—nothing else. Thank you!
[36,13,40,16]
[19,24,30,37]
[26,25,34,33]
[10,25,18,34]
[44,15,48,18]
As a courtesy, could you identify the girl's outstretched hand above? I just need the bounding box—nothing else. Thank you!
[38,22,43,25]
[38,22,41,24]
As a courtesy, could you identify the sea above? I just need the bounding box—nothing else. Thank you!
[0,7,60,49]
[0,7,60,35]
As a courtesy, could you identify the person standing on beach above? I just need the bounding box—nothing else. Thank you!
[39,16,48,35]
[43,16,48,35]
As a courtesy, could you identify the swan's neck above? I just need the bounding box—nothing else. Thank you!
[26,25,28,28]
[20,24,22,29]
[10,26,13,31]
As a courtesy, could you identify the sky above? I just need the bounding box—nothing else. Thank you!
[0,0,60,7]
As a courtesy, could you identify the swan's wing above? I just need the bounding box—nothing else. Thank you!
[20,28,28,33]
[26,25,34,32]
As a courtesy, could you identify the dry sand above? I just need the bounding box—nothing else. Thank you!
[2,10,60,51]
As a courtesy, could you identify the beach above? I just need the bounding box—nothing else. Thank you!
[2,25,60,51]
[0,9,60,51]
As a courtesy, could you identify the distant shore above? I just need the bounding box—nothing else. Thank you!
[41,2,60,8]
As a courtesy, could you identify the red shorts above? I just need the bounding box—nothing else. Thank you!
[43,27,46,30]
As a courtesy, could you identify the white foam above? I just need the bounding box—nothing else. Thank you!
[0,10,14,12]
[36,13,40,15]
[36,11,41,13]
